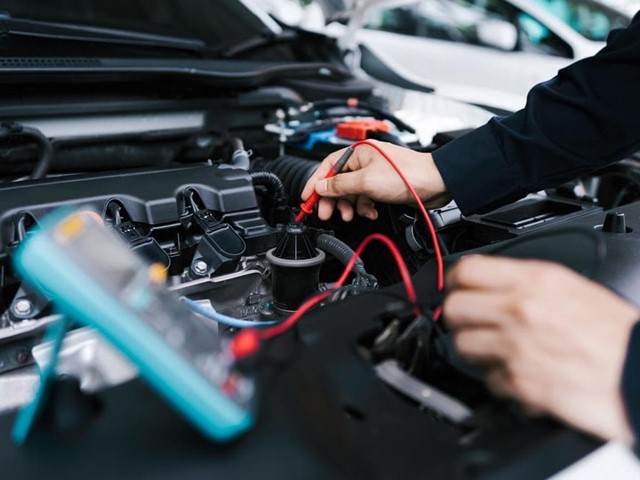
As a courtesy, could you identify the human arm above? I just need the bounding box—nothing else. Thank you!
[443,255,639,442]
[433,14,640,215]
[301,15,640,220]
[299,140,448,221]
[622,322,640,441]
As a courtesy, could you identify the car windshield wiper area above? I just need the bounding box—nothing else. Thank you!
[0,14,209,57]
[217,30,299,59]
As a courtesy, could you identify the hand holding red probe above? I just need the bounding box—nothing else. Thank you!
[299,140,446,291]
[295,146,355,223]
[300,140,450,222]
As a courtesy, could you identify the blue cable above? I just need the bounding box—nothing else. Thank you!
[181,297,276,329]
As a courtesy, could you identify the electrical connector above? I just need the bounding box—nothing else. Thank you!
[230,330,262,361]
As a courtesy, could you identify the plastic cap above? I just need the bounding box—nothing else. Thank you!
[336,119,390,141]
[603,212,627,234]
[272,223,317,260]
[148,263,168,284]
[230,330,261,360]
[300,192,319,215]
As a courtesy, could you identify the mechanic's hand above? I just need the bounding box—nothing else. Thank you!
[443,255,639,444]
[300,140,449,221]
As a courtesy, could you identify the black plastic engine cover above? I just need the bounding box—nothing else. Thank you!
[0,165,270,250]
[7,201,640,479]
[4,194,640,479]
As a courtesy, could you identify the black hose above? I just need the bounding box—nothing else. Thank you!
[317,233,366,276]
[0,122,53,179]
[250,171,287,204]
[256,155,319,206]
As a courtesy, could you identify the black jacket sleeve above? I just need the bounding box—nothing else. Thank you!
[432,13,640,216]
[623,322,640,440]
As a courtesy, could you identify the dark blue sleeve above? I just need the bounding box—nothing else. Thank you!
[623,321,640,440]
[432,14,640,216]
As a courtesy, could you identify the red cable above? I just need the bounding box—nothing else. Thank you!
[258,232,417,340]
[239,141,447,351]
[351,140,444,292]
[295,147,356,224]
[334,233,417,304]
[294,210,306,224]
[295,140,444,291]
[258,290,332,341]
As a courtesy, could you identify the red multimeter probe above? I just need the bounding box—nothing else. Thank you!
[295,146,355,223]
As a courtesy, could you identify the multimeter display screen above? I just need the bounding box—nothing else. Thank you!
[61,219,142,289]
[49,213,254,407]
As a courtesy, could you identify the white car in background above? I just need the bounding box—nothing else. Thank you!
[352,0,631,112]
[268,0,631,113]
[261,0,497,145]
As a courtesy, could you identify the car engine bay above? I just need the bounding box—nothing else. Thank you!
[2,69,640,478]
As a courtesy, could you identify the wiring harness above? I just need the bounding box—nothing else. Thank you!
[229,140,445,359]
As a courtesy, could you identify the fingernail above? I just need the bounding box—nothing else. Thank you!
[316,180,327,194]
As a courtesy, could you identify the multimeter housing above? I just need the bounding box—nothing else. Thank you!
[13,209,256,442]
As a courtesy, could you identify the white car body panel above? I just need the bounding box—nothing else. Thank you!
[350,0,607,112]
[266,0,626,111]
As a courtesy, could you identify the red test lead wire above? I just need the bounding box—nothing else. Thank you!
[350,140,445,293]
[230,232,421,357]
[230,142,447,356]
[258,232,417,341]
[230,231,427,357]
[294,140,444,292]
[295,146,355,223]
[230,141,447,356]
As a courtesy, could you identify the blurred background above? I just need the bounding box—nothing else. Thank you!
[263,0,638,112]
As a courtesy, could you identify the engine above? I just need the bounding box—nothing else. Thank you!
[2,95,640,376]
[4,89,640,477]
[0,97,424,375]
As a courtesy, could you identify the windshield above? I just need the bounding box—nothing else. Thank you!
[532,0,630,41]
[0,0,273,50]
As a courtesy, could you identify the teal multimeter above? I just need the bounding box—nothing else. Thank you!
[12,209,256,442]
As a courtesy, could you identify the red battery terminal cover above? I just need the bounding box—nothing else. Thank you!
[336,119,390,141]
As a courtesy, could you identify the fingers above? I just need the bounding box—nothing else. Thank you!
[486,367,544,414]
[452,327,507,363]
[446,255,532,292]
[315,170,369,198]
[317,197,336,221]
[300,148,348,201]
[301,142,381,201]
[486,368,515,399]
[317,196,373,222]
[443,290,512,329]
[445,289,514,364]
[336,199,355,222]
[356,196,377,220]
[299,140,432,219]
